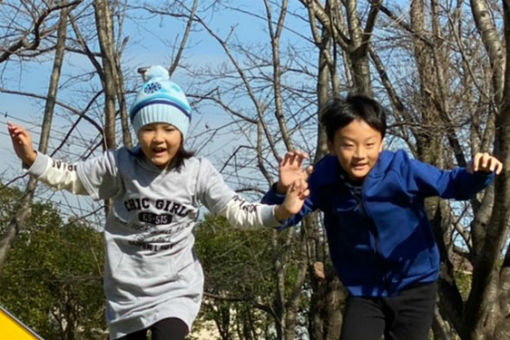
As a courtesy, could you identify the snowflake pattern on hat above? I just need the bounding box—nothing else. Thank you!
[129,65,192,139]
[144,82,162,94]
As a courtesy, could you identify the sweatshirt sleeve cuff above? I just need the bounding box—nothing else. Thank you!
[259,204,282,228]
[25,152,51,178]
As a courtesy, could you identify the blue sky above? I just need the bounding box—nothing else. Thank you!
[0,1,315,223]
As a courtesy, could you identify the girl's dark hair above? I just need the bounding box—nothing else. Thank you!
[172,144,195,170]
[320,94,387,141]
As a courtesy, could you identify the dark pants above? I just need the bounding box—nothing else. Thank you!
[118,317,189,340]
[340,282,437,340]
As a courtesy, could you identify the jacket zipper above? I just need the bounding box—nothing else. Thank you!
[361,181,390,294]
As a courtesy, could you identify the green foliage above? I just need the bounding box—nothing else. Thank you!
[455,270,472,301]
[0,188,105,340]
[194,214,277,339]
[0,185,27,233]
[196,214,275,298]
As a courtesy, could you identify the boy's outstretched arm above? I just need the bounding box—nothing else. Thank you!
[277,150,313,194]
[467,152,503,174]
[7,122,37,166]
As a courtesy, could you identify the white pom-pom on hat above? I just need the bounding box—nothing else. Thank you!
[129,65,191,139]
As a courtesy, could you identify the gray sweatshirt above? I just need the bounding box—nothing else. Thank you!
[27,147,280,339]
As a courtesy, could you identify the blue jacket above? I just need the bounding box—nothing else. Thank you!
[262,150,494,297]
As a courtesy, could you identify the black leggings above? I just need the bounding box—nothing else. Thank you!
[340,282,437,340]
[118,317,189,340]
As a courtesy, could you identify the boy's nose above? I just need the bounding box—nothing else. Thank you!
[354,147,366,158]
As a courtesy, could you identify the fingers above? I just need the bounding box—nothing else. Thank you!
[280,150,309,168]
[8,123,30,145]
[472,153,481,172]
[472,152,503,174]
[489,157,503,175]
[494,160,503,175]
[8,122,22,142]
[289,178,310,199]
[305,165,314,177]
[314,261,326,280]
[279,177,310,217]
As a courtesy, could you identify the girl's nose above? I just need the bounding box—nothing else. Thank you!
[152,129,164,142]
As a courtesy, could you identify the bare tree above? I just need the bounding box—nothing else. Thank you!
[1,1,509,339]
[0,0,78,270]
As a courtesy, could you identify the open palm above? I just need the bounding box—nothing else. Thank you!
[278,151,313,193]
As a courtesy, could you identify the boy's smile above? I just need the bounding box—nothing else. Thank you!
[138,123,182,169]
[328,118,383,181]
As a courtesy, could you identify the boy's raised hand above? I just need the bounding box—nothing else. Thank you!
[7,122,37,166]
[274,178,309,221]
[277,150,313,194]
[467,152,503,175]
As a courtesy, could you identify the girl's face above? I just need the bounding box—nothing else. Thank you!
[138,123,182,169]
[327,118,383,181]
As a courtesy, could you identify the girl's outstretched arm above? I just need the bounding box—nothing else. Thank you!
[219,178,309,229]
[7,122,37,166]
[7,122,117,197]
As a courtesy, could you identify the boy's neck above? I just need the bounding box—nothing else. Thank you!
[338,166,364,186]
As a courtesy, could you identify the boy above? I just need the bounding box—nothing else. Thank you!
[262,95,502,340]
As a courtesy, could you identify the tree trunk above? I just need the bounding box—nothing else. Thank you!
[463,1,510,338]
[94,0,118,151]
[0,2,68,270]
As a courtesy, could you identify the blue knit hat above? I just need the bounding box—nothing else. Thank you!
[129,65,192,139]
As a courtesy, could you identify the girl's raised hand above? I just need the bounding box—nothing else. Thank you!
[7,122,37,166]
[275,178,310,221]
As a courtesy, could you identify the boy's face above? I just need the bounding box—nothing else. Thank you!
[137,123,182,169]
[327,118,383,181]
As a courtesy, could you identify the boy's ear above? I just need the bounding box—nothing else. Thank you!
[379,138,384,152]
[327,140,335,155]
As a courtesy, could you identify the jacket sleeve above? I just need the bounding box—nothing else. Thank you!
[261,182,317,230]
[401,152,495,200]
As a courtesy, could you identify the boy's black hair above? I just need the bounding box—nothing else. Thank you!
[320,94,387,141]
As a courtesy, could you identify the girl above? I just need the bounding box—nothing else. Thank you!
[8,65,308,340]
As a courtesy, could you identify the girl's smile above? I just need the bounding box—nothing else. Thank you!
[138,123,182,169]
